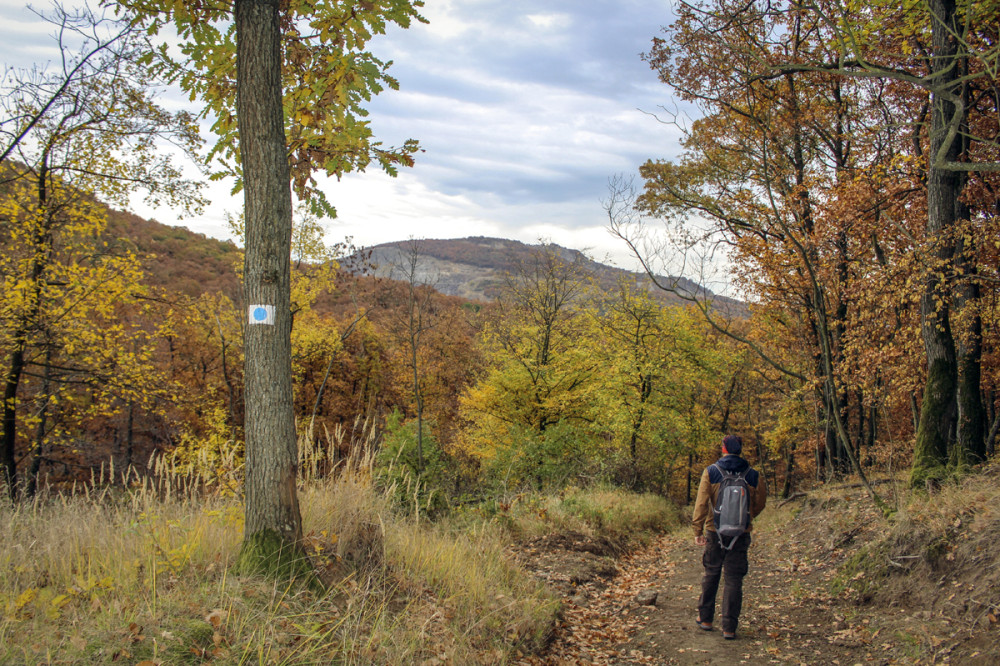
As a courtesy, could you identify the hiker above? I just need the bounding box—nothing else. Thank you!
[692,434,766,640]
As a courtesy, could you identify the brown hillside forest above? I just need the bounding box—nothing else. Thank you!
[1,0,1000,663]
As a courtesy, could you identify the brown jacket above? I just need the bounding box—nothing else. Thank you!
[692,455,767,538]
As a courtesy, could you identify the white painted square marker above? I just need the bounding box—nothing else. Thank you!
[248,304,275,325]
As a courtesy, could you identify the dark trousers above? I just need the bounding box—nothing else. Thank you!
[697,532,750,633]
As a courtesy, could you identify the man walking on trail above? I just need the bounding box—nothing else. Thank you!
[692,434,766,640]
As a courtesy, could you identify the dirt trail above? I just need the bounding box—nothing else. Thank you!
[515,516,904,665]
[603,532,872,664]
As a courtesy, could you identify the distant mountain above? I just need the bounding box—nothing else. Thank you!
[105,213,741,315]
[345,236,744,313]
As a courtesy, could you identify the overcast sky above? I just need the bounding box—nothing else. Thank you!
[1,0,684,269]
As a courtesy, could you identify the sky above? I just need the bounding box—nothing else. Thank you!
[0,0,685,270]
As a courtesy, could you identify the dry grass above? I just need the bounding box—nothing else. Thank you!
[0,457,560,665]
[756,462,1000,664]
[497,485,680,542]
[1,421,683,665]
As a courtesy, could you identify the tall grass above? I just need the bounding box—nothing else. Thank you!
[0,471,244,664]
[1,420,683,664]
[0,448,562,664]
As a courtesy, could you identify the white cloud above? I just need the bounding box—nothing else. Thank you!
[3,0,686,274]
[525,13,571,30]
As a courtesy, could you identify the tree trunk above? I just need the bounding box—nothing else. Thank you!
[123,399,136,473]
[912,0,963,487]
[950,30,983,468]
[2,346,23,501]
[215,313,238,432]
[410,309,424,474]
[822,389,838,480]
[627,373,651,490]
[234,0,309,580]
[3,157,53,502]
[954,245,984,466]
[686,452,693,504]
[753,429,770,496]
[25,346,53,499]
[986,396,999,457]
[781,438,795,500]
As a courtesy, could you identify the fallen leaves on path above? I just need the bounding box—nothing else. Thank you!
[513,536,674,665]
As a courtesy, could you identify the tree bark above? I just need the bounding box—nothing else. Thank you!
[406,255,424,474]
[912,0,963,486]
[25,346,53,499]
[949,26,984,468]
[2,345,23,500]
[234,0,309,579]
[954,240,984,466]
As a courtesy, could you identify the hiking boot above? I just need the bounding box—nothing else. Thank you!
[696,620,713,631]
[722,631,736,640]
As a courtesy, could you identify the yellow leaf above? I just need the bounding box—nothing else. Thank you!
[15,588,38,610]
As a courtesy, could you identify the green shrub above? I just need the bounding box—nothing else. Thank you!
[374,411,451,518]
[479,421,606,492]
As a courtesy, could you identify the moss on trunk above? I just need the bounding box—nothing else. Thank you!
[911,357,956,488]
[235,529,322,590]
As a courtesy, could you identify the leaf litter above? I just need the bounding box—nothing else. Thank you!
[509,488,1000,665]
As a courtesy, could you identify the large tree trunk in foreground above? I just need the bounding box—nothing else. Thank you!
[950,50,984,467]
[954,237,985,466]
[911,0,963,486]
[234,0,308,578]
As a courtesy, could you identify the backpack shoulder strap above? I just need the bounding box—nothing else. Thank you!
[713,464,740,481]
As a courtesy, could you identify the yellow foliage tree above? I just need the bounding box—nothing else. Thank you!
[0,7,203,499]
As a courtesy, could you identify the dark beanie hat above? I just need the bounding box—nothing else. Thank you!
[723,434,743,455]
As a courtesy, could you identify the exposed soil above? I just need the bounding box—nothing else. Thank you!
[511,491,1000,665]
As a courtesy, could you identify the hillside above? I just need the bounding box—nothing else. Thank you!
[6,457,999,664]
[106,214,743,315]
[345,236,745,313]
[105,208,241,298]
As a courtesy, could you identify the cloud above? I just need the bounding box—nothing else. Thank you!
[350,0,682,223]
[1,0,684,268]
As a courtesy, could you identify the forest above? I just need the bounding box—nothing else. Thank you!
[2,0,999,664]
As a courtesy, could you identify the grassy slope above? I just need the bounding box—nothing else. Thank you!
[0,467,675,665]
[754,462,1000,664]
[8,453,997,664]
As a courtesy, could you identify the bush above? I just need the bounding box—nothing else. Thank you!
[374,410,451,518]
[477,421,606,492]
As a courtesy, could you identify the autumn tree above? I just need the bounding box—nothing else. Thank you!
[379,239,437,472]
[762,0,1000,482]
[592,280,664,488]
[589,281,726,492]
[0,4,203,500]
[117,0,425,576]
[460,245,599,489]
[615,0,998,502]
[0,4,132,165]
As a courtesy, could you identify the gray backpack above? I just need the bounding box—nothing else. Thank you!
[712,464,750,550]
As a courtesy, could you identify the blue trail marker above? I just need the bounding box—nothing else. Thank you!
[248,304,275,325]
